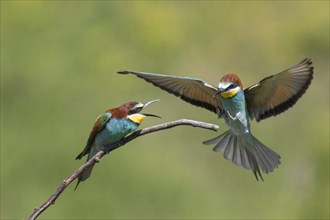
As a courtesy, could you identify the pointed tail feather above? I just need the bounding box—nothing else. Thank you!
[74,164,95,190]
[74,147,99,190]
[203,130,281,180]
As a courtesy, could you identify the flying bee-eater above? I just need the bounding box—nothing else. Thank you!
[75,100,160,190]
[118,58,314,180]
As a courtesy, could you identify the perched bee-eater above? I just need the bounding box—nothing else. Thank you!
[118,58,314,180]
[75,100,160,190]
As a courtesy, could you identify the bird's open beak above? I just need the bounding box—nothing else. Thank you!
[142,113,161,118]
[142,99,161,118]
[143,99,160,107]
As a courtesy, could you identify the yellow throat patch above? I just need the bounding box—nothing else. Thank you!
[220,87,240,99]
[127,113,146,124]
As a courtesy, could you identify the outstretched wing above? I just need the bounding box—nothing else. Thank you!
[118,71,222,115]
[244,58,314,122]
[76,112,112,160]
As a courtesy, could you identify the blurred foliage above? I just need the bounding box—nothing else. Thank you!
[1,1,329,219]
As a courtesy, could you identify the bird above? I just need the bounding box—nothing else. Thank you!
[75,100,160,190]
[118,58,314,180]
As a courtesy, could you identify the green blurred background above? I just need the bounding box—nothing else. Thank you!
[1,1,329,219]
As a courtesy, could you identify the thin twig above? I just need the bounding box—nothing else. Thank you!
[27,119,218,220]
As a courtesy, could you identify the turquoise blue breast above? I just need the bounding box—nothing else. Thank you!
[94,118,139,150]
[220,90,250,132]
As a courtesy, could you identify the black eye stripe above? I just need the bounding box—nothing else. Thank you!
[226,83,237,91]
[129,107,143,115]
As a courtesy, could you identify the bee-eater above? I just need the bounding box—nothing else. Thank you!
[75,100,160,190]
[118,58,314,180]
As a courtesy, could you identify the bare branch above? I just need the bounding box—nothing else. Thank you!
[27,119,218,220]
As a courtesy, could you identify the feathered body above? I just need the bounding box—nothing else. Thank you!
[118,58,314,180]
[219,75,249,132]
[84,117,139,161]
[205,74,280,179]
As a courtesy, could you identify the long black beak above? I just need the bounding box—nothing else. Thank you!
[213,89,224,98]
[142,99,161,118]
[142,113,161,118]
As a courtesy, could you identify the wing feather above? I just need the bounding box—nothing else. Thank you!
[76,112,112,159]
[244,58,314,122]
[118,71,222,115]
